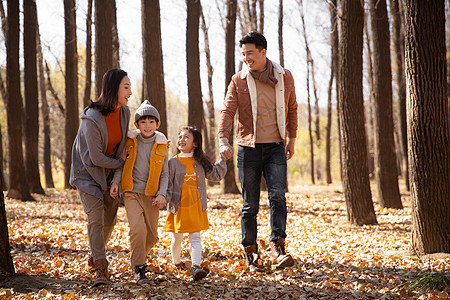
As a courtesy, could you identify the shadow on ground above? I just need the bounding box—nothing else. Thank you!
[0,273,78,293]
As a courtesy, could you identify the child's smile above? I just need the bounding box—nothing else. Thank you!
[177,129,196,153]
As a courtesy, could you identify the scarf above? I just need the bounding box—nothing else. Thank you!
[249,58,278,88]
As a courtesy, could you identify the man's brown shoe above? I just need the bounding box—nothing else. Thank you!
[270,237,295,270]
[244,245,265,272]
[87,255,95,273]
[93,259,111,286]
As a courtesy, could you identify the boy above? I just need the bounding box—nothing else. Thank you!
[111,100,168,284]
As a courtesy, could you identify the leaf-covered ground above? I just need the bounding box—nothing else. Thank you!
[1,184,449,299]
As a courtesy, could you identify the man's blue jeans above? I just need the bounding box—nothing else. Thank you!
[237,143,287,248]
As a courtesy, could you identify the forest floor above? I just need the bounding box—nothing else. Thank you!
[1,184,449,299]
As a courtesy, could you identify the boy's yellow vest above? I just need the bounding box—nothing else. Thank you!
[120,137,167,196]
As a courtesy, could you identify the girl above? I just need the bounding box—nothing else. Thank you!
[70,68,131,286]
[164,127,227,281]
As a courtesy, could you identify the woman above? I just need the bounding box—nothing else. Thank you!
[70,68,131,286]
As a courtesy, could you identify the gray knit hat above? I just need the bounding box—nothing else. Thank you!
[134,100,160,122]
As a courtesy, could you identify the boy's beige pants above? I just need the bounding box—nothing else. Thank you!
[123,192,159,266]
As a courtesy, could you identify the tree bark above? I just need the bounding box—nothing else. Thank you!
[83,0,93,108]
[112,0,120,68]
[45,61,65,115]
[64,0,78,189]
[325,0,338,184]
[24,0,44,195]
[338,0,377,225]
[223,0,240,194]
[258,0,264,34]
[369,0,402,209]
[200,3,216,162]
[405,0,450,254]
[36,18,54,188]
[1,2,7,191]
[390,0,409,191]
[95,0,113,98]
[142,0,167,135]
[186,0,203,132]
[299,0,315,184]
[278,0,283,67]
[0,0,5,38]
[364,15,376,178]
[6,0,34,201]
[0,72,7,191]
[0,180,14,273]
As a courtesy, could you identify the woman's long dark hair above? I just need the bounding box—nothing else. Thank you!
[177,126,213,173]
[89,68,127,116]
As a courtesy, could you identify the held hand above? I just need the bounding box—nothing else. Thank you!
[285,142,295,160]
[110,182,119,199]
[120,147,128,161]
[219,143,234,161]
[153,195,167,209]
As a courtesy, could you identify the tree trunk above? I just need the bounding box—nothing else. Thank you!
[405,0,450,254]
[0,0,5,38]
[241,0,257,33]
[112,0,120,68]
[142,0,167,135]
[299,0,315,184]
[0,72,7,191]
[36,20,54,188]
[6,0,34,201]
[369,0,402,209]
[258,0,264,34]
[390,0,409,191]
[95,0,113,98]
[251,0,257,31]
[278,0,283,67]
[45,61,65,115]
[186,0,203,132]
[338,0,377,225]
[223,0,240,195]
[0,180,14,274]
[200,3,216,162]
[364,15,376,178]
[310,58,321,181]
[0,2,6,191]
[24,0,44,195]
[64,0,78,189]
[325,0,338,184]
[83,0,93,108]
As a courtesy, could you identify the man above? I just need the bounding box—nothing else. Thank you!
[218,31,298,272]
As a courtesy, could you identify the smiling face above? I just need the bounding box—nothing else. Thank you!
[177,129,197,153]
[241,43,267,72]
[117,76,132,108]
[135,117,160,138]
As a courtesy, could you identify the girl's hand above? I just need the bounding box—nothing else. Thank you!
[110,182,119,199]
[120,147,128,161]
[153,195,167,209]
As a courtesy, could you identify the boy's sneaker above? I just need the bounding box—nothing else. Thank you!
[134,265,151,284]
[190,265,207,281]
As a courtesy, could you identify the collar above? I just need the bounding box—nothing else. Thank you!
[178,152,194,158]
[240,58,285,79]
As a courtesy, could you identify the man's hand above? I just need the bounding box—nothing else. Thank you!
[110,182,119,199]
[285,139,295,160]
[153,194,167,209]
[219,138,233,160]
